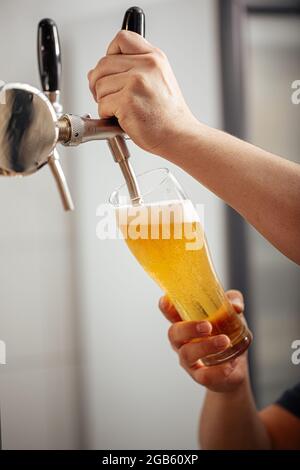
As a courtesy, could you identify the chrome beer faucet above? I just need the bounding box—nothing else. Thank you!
[0,7,144,208]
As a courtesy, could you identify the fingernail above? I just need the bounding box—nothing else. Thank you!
[232,298,243,310]
[160,297,169,310]
[196,322,211,334]
[213,335,229,349]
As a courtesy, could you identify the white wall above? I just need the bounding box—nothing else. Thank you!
[0,0,80,450]
[0,0,225,449]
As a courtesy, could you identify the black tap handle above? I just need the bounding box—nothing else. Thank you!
[37,18,61,92]
[122,6,145,37]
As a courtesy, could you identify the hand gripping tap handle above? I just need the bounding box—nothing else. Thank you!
[106,6,146,203]
[37,18,74,211]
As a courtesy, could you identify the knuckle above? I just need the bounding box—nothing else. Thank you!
[94,57,107,77]
[88,77,94,93]
[178,344,189,366]
[87,69,93,83]
[95,78,102,91]
[201,339,214,356]
[116,29,130,44]
[98,56,108,69]
[144,53,159,68]
[130,72,147,91]
[98,96,109,115]
[168,324,177,346]
[123,93,137,111]
[95,80,104,99]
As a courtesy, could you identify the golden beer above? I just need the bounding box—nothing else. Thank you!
[117,199,252,365]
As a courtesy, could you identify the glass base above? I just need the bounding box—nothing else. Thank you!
[201,326,253,367]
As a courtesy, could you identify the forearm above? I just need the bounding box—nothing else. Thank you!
[199,373,271,449]
[160,121,300,264]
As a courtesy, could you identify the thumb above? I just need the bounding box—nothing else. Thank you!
[159,296,182,323]
[226,289,244,313]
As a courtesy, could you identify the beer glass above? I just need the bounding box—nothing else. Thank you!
[110,168,252,366]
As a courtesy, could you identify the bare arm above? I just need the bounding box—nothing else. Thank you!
[160,122,300,265]
[200,368,300,449]
[260,404,300,450]
[200,378,300,450]
[88,31,300,265]
[199,358,271,450]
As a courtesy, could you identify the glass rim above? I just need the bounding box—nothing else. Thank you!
[109,167,172,207]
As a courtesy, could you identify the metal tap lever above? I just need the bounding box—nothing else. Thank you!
[38,18,74,211]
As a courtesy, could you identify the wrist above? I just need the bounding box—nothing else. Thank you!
[155,116,206,163]
[208,359,251,399]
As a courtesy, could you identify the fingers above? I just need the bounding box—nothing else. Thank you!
[159,296,182,323]
[168,320,212,349]
[94,72,128,101]
[191,359,238,386]
[226,289,244,313]
[88,33,159,103]
[178,335,230,368]
[160,290,245,324]
[88,53,154,101]
[159,290,245,389]
[88,55,134,100]
[106,30,153,55]
[167,319,241,388]
[97,90,123,119]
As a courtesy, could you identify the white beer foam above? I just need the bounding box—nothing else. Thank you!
[117,199,202,224]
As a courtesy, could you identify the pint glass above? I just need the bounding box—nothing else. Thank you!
[110,168,252,366]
